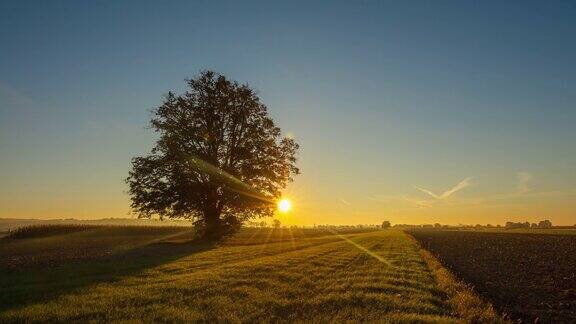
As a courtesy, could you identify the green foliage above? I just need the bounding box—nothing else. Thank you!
[126,71,299,239]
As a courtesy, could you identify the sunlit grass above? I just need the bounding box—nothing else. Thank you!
[0,227,502,322]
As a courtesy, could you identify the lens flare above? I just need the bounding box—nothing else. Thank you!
[278,199,292,213]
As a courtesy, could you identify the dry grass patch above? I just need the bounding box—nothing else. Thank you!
[418,247,506,323]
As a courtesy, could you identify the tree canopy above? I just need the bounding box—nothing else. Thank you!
[126,71,299,239]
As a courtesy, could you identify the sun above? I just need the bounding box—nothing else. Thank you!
[277,198,292,213]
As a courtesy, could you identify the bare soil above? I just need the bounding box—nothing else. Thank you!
[408,230,576,323]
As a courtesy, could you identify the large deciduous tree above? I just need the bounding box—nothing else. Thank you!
[126,71,299,239]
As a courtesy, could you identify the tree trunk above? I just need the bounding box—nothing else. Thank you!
[203,190,222,239]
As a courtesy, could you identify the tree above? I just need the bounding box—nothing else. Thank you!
[126,71,299,240]
[381,221,391,229]
[537,220,552,228]
[505,221,530,229]
[272,219,281,229]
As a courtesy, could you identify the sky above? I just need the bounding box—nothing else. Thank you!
[1,1,575,225]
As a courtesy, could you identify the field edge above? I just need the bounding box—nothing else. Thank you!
[407,234,508,323]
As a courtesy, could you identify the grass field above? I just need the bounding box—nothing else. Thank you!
[408,230,576,323]
[0,227,500,322]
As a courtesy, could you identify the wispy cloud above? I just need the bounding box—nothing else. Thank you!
[414,186,440,199]
[441,177,474,199]
[368,177,476,209]
[401,195,437,208]
[338,198,351,206]
[516,172,532,194]
[369,172,576,212]
[415,177,474,201]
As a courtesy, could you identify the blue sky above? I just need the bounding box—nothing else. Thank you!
[1,1,575,224]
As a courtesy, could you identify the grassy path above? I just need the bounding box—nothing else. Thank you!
[1,229,495,322]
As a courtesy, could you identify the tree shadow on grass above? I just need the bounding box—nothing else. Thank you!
[0,238,216,312]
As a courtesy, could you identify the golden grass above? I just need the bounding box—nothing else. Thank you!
[0,227,504,322]
[413,238,508,323]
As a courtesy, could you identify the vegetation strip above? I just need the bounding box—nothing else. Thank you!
[414,240,507,323]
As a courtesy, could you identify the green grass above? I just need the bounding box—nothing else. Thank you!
[0,227,502,322]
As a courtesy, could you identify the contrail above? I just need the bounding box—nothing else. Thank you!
[415,177,474,200]
[414,187,440,199]
[338,198,351,206]
[440,177,474,199]
[516,172,532,194]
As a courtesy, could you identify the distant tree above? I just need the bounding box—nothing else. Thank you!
[260,221,267,228]
[273,219,281,229]
[531,223,538,228]
[434,223,442,228]
[523,221,530,228]
[126,71,299,240]
[506,221,531,229]
[381,221,391,229]
[537,220,552,228]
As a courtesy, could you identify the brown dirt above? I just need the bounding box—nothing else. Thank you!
[408,230,576,323]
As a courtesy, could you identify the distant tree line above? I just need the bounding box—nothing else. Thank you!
[239,220,571,230]
[240,223,390,229]
[393,220,567,230]
[505,220,552,229]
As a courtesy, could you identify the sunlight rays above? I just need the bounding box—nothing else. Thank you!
[259,227,276,252]
[246,227,263,244]
[286,226,297,250]
[188,156,276,204]
[325,228,393,267]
